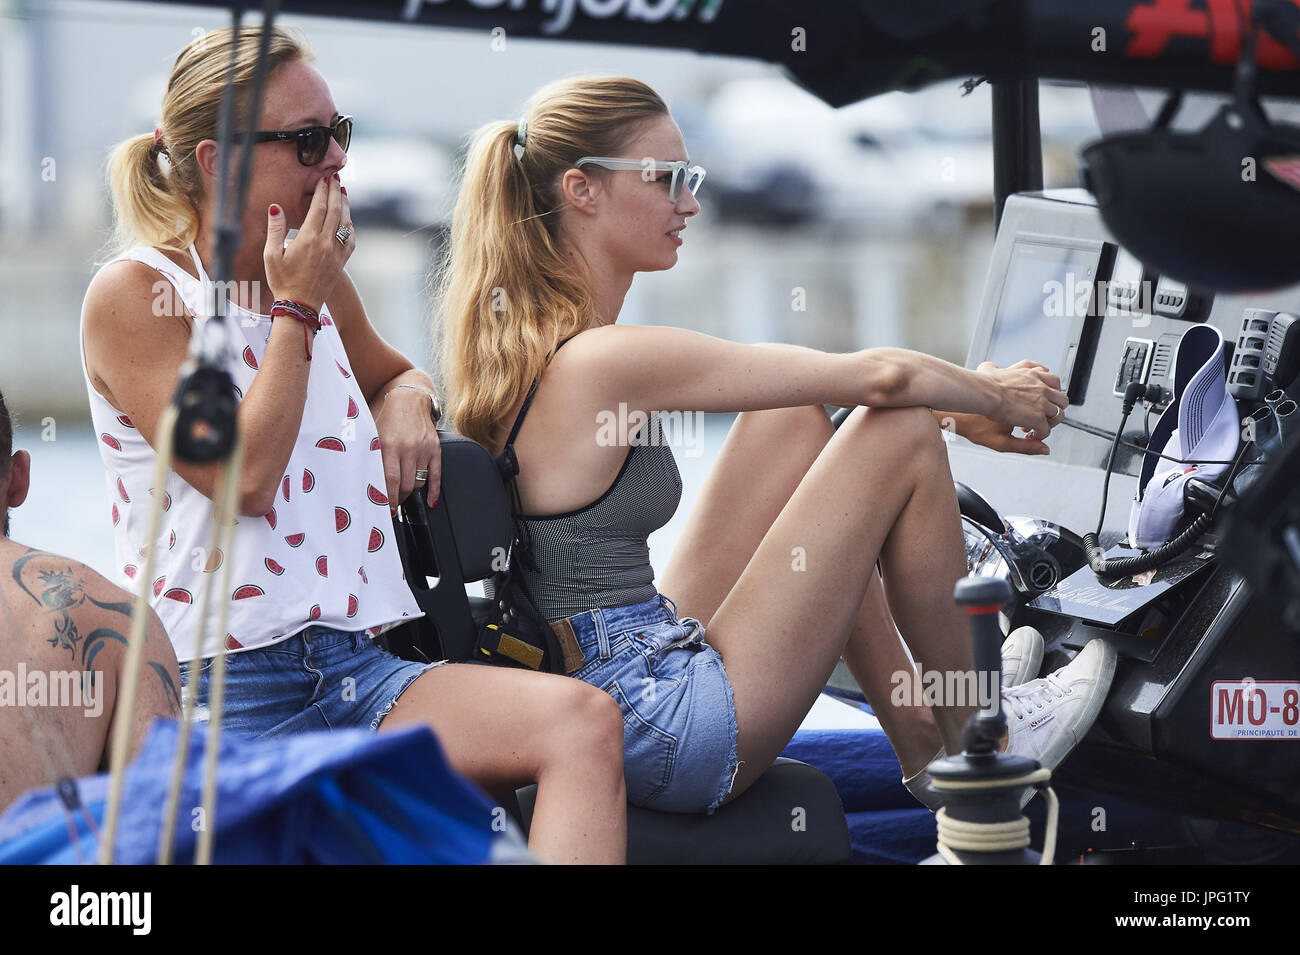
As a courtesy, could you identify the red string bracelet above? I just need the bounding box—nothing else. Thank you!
[269,300,323,361]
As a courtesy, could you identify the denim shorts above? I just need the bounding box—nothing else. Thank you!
[563,594,740,814]
[178,626,446,738]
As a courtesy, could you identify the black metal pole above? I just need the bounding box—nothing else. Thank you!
[991,75,1043,231]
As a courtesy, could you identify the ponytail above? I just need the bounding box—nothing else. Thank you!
[105,133,199,256]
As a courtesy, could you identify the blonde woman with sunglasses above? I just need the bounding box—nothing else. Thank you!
[438,75,1115,815]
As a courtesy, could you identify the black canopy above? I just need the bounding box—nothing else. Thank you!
[111,0,1300,105]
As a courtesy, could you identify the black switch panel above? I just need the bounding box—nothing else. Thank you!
[1263,312,1300,392]
[1229,308,1275,401]
[1113,337,1154,397]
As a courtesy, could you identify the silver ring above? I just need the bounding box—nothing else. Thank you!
[414,468,429,483]
[335,226,352,246]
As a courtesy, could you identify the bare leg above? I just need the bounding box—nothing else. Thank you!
[660,407,952,785]
[662,408,944,774]
[662,404,974,797]
[840,570,944,776]
[379,663,627,864]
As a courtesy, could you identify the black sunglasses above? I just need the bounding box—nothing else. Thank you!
[232,115,352,167]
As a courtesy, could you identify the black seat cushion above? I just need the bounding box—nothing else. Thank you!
[514,757,850,864]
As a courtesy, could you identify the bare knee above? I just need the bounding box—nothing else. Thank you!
[764,404,832,434]
[844,404,944,461]
[737,405,833,453]
[539,680,624,766]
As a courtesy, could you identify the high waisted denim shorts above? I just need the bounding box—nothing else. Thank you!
[178,626,445,738]
[562,594,739,814]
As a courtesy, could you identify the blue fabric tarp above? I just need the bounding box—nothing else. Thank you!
[0,719,530,864]
[780,705,938,865]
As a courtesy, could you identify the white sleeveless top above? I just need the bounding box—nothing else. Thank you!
[79,245,423,662]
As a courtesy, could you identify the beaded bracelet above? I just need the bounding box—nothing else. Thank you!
[269,300,323,361]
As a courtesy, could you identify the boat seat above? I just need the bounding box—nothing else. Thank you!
[389,431,852,865]
[514,757,851,864]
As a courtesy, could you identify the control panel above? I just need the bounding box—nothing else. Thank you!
[966,190,1300,500]
[1150,276,1207,322]
[1227,309,1300,401]
[1113,337,1153,397]
[1264,313,1300,389]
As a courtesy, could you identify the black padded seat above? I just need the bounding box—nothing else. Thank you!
[515,757,850,864]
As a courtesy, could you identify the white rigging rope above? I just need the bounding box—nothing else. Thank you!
[932,768,1059,866]
[99,403,179,864]
[157,432,242,864]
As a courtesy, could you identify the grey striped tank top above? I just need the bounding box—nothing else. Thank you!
[497,341,683,622]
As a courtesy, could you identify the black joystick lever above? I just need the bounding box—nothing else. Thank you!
[957,576,1009,755]
[922,576,1051,865]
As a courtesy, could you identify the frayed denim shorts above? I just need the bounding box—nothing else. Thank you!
[178,626,445,738]
[561,594,739,815]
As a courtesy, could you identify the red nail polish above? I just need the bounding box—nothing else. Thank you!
[431,500,438,509]
[269,204,281,216]
[340,186,347,196]
[333,173,341,181]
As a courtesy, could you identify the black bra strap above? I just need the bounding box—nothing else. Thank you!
[501,335,576,454]
[503,377,542,452]
[495,335,576,570]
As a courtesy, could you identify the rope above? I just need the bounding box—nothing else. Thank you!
[98,403,179,864]
[932,768,1059,865]
[194,433,242,865]
[99,404,244,865]
[157,432,241,864]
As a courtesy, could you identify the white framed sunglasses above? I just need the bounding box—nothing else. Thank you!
[574,156,707,202]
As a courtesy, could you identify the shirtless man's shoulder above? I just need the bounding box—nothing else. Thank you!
[0,539,180,811]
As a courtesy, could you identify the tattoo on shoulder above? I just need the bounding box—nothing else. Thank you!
[148,661,182,717]
[82,627,129,671]
[13,550,134,658]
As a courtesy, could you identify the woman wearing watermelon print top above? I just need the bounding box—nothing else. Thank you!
[79,25,626,864]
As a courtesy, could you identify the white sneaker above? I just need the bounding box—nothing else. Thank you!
[902,749,946,811]
[901,628,1047,811]
[1003,638,1118,807]
[1001,626,1044,692]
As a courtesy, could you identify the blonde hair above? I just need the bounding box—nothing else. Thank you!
[435,75,669,448]
[104,25,313,257]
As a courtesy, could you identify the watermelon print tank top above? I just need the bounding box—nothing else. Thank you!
[78,245,422,662]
